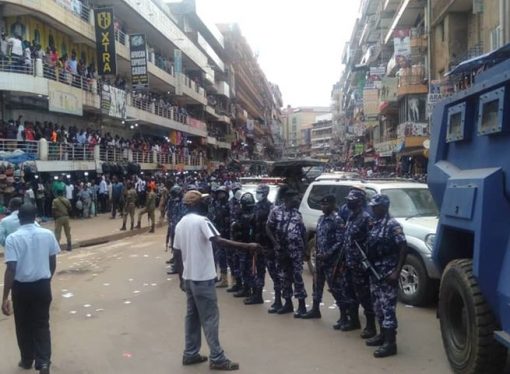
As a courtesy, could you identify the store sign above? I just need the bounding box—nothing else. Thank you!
[374,139,401,156]
[101,84,126,118]
[129,34,149,91]
[398,122,429,138]
[48,81,83,116]
[95,8,117,75]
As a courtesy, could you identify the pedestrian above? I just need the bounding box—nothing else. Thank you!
[64,180,74,217]
[209,186,230,288]
[98,176,107,213]
[52,189,72,251]
[302,195,345,324]
[365,194,407,357]
[253,184,281,311]
[2,203,60,374]
[340,189,376,338]
[111,176,124,219]
[174,190,259,371]
[78,183,92,219]
[120,181,136,231]
[135,185,156,232]
[158,181,169,223]
[266,189,308,317]
[135,176,146,208]
[0,197,23,247]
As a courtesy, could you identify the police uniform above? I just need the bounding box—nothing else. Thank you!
[226,193,242,292]
[52,195,72,251]
[254,198,274,294]
[365,194,406,357]
[209,193,230,278]
[137,189,156,232]
[121,187,137,230]
[267,202,307,304]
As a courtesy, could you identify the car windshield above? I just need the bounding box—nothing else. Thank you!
[381,188,438,218]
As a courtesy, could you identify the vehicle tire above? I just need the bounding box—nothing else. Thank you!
[306,237,316,275]
[439,259,507,374]
[398,253,435,306]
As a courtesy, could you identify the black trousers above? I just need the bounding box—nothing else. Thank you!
[12,279,52,368]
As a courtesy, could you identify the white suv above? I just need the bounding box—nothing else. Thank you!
[299,178,440,306]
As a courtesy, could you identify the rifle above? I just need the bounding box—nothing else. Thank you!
[330,246,345,283]
[354,240,382,282]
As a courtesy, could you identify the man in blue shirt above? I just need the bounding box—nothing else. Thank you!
[0,197,23,247]
[2,203,60,374]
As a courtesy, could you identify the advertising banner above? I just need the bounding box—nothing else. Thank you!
[101,84,126,119]
[48,80,83,116]
[380,77,398,103]
[94,7,116,75]
[393,28,411,67]
[129,34,149,91]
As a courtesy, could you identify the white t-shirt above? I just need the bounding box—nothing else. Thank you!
[8,37,22,56]
[4,224,60,282]
[65,184,74,199]
[174,213,220,281]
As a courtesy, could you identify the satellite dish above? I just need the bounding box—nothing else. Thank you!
[423,139,430,149]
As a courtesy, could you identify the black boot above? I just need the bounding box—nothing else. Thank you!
[374,328,397,358]
[244,288,264,305]
[149,225,155,233]
[333,308,349,330]
[340,306,361,331]
[130,222,134,231]
[366,332,385,347]
[226,278,242,293]
[293,299,307,318]
[361,314,377,339]
[234,285,251,298]
[135,222,141,229]
[277,298,294,314]
[66,242,72,252]
[301,301,321,319]
[120,224,126,231]
[268,291,282,314]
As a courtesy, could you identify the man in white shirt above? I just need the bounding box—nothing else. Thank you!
[65,182,74,201]
[174,190,259,371]
[2,204,60,374]
[0,197,22,247]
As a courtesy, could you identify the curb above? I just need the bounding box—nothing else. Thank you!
[0,222,166,257]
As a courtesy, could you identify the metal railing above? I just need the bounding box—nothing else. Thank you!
[47,142,94,161]
[54,0,91,23]
[132,150,154,164]
[0,59,35,75]
[43,64,95,92]
[99,146,127,162]
[128,95,191,125]
[0,139,39,158]
[114,29,127,46]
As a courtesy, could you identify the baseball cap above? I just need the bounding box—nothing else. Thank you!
[183,190,206,206]
[369,194,390,208]
[345,189,366,201]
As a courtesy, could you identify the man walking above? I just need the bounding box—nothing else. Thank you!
[135,185,156,232]
[2,203,60,374]
[120,181,136,231]
[111,177,124,219]
[52,189,72,251]
[174,190,259,371]
[0,197,23,247]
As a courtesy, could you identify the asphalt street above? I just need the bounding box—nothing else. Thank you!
[0,228,453,374]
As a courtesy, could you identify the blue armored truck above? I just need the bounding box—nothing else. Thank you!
[428,44,510,373]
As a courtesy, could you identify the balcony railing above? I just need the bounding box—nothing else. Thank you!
[54,0,91,23]
[0,140,39,159]
[48,142,94,161]
[128,95,190,124]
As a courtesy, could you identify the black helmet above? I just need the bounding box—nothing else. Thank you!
[256,184,270,195]
[240,192,256,208]
[170,185,183,197]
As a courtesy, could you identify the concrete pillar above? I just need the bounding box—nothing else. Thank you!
[172,153,176,165]
[35,58,43,77]
[128,149,133,162]
[39,138,48,161]
[90,79,97,94]
[153,149,158,164]
[94,145,100,161]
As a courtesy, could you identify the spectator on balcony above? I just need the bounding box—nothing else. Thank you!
[24,123,35,142]
[7,34,23,66]
[1,33,8,62]
[22,41,32,71]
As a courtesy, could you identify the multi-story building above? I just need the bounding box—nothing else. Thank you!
[0,0,281,181]
[282,106,330,158]
[311,113,333,160]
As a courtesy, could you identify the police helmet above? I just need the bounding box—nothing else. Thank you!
[369,194,390,208]
[234,190,243,201]
[256,184,270,195]
[170,185,183,197]
[216,186,228,193]
[240,192,256,208]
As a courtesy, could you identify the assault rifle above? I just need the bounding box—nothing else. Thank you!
[354,240,382,282]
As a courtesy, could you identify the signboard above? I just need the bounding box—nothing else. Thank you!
[397,122,429,138]
[393,28,411,68]
[363,88,379,117]
[129,34,149,91]
[48,80,83,116]
[94,7,116,75]
[380,77,398,103]
[101,84,126,119]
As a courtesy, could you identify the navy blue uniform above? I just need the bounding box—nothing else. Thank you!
[253,199,273,291]
[209,199,230,273]
[231,211,255,288]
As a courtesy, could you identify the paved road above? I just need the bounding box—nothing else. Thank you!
[0,228,454,374]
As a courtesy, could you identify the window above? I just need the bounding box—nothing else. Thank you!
[307,184,375,210]
[381,188,438,218]
[292,117,297,125]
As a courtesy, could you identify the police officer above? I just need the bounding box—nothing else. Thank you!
[121,181,137,231]
[365,194,407,358]
[52,189,72,251]
[338,185,370,221]
[302,195,345,323]
[136,185,156,232]
[266,190,308,317]
[251,184,276,308]
[230,192,256,302]
[209,186,230,288]
[226,186,242,293]
[340,189,376,339]
[166,185,185,285]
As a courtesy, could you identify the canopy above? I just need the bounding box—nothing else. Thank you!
[445,43,510,77]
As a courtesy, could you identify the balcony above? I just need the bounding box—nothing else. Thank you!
[215,81,231,98]
[181,75,207,105]
[432,0,473,24]
[397,66,428,97]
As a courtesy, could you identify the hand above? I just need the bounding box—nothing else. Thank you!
[2,299,12,316]
[247,243,262,253]
[386,269,400,286]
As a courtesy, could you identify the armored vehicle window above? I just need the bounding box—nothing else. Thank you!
[477,87,505,135]
[446,103,466,142]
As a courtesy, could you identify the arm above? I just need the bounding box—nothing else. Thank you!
[49,255,56,277]
[2,261,16,316]
[387,223,408,283]
[210,236,259,252]
[0,222,7,247]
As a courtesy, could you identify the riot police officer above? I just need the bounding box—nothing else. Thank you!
[340,189,376,339]
[226,186,243,293]
[302,195,345,323]
[230,192,256,302]
[166,185,184,285]
[209,186,231,288]
[365,194,407,358]
[266,190,308,318]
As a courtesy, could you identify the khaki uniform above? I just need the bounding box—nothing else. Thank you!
[159,187,168,221]
[123,188,137,229]
[52,196,72,246]
[137,190,156,230]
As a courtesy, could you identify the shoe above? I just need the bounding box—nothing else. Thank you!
[167,266,179,275]
[244,288,263,305]
[333,309,349,330]
[130,223,134,231]
[277,299,294,314]
[120,225,126,231]
[268,292,282,314]
[66,243,72,252]
[182,354,208,366]
[18,360,33,369]
[166,258,174,264]
[226,280,242,293]
[233,286,250,298]
[374,328,397,358]
[38,364,50,374]
[149,227,155,233]
[301,302,321,319]
[210,359,239,371]
[216,272,229,288]
[361,314,377,339]
[135,223,141,229]
[366,333,384,347]
[293,299,307,318]
[340,307,361,331]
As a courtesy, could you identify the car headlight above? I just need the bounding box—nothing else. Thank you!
[425,233,435,250]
